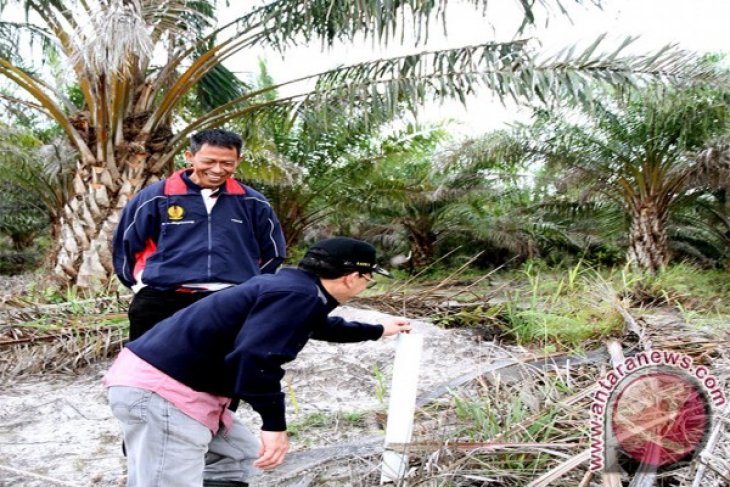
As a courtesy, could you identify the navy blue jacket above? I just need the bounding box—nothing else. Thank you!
[112,169,286,289]
[127,268,384,431]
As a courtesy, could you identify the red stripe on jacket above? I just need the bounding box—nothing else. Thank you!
[133,238,158,280]
[163,169,246,196]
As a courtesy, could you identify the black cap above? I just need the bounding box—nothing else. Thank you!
[306,237,391,277]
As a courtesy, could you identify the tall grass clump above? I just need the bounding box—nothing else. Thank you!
[496,261,624,350]
[616,263,730,315]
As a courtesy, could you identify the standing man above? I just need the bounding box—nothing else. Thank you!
[104,237,411,487]
[112,128,286,340]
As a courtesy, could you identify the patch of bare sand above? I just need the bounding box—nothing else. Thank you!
[0,306,503,486]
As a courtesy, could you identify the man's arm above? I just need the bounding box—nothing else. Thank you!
[311,316,411,342]
[227,291,321,429]
[252,195,287,274]
[111,190,163,288]
[223,291,325,469]
[380,317,412,336]
[226,292,409,469]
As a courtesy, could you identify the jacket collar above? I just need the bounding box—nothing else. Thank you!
[163,168,246,196]
[286,268,340,311]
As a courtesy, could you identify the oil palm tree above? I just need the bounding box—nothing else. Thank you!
[427,131,582,265]
[529,86,730,273]
[0,0,717,287]
[361,128,528,267]
[0,126,75,249]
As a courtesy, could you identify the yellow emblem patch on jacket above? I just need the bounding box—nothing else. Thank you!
[167,205,185,220]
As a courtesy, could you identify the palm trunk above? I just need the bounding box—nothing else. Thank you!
[53,141,170,288]
[408,228,436,269]
[722,188,730,273]
[627,200,670,274]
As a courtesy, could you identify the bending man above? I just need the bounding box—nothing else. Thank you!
[104,237,411,486]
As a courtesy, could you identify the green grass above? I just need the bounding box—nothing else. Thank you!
[502,261,625,349]
[391,265,488,283]
[434,260,728,350]
[448,373,573,471]
[287,412,331,438]
[287,411,367,440]
[503,306,623,350]
[436,261,624,350]
[633,263,730,314]
[372,364,387,405]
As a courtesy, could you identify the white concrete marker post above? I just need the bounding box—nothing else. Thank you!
[381,333,424,484]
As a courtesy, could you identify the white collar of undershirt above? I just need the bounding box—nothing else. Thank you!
[200,187,220,214]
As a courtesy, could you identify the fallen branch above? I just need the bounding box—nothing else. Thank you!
[578,470,594,487]
[525,449,590,487]
[416,347,607,407]
[0,323,125,346]
[692,402,730,487]
[257,438,382,485]
[386,440,584,452]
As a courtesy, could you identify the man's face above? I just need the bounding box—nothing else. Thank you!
[351,272,374,297]
[185,143,240,188]
[329,272,375,304]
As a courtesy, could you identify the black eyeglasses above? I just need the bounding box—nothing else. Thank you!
[359,273,378,289]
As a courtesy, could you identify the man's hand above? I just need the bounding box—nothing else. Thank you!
[380,317,412,337]
[255,430,289,469]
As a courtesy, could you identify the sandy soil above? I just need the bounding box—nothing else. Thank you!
[0,306,503,487]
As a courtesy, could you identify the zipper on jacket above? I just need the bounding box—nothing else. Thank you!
[207,213,212,279]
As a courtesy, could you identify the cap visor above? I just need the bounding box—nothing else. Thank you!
[373,265,392,278]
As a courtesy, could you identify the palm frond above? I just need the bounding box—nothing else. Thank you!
[0,58,94,162]
[534,197,627,242]
[178,36,719,153]
[434,136,527,205]
[0,129,76,220]
[193,47,247,112]
[0,20,54,68]
[222,0,597,50]
[668,192,730,265]
[690,142,730,189]
[145,0,215,42]
[237,149,302,186]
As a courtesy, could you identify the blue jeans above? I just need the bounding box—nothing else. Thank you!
[109,386,260,486]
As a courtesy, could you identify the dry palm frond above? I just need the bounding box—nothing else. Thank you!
[525,449,591,487]
[286,331,729,486]
[690,143,730,189]
[354,251,505,318]
[0,293,130,381]
[0,320,126,380]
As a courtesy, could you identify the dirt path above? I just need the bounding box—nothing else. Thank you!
[0,306,507,486]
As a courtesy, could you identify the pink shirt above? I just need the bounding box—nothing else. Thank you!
[103,348,233,434]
